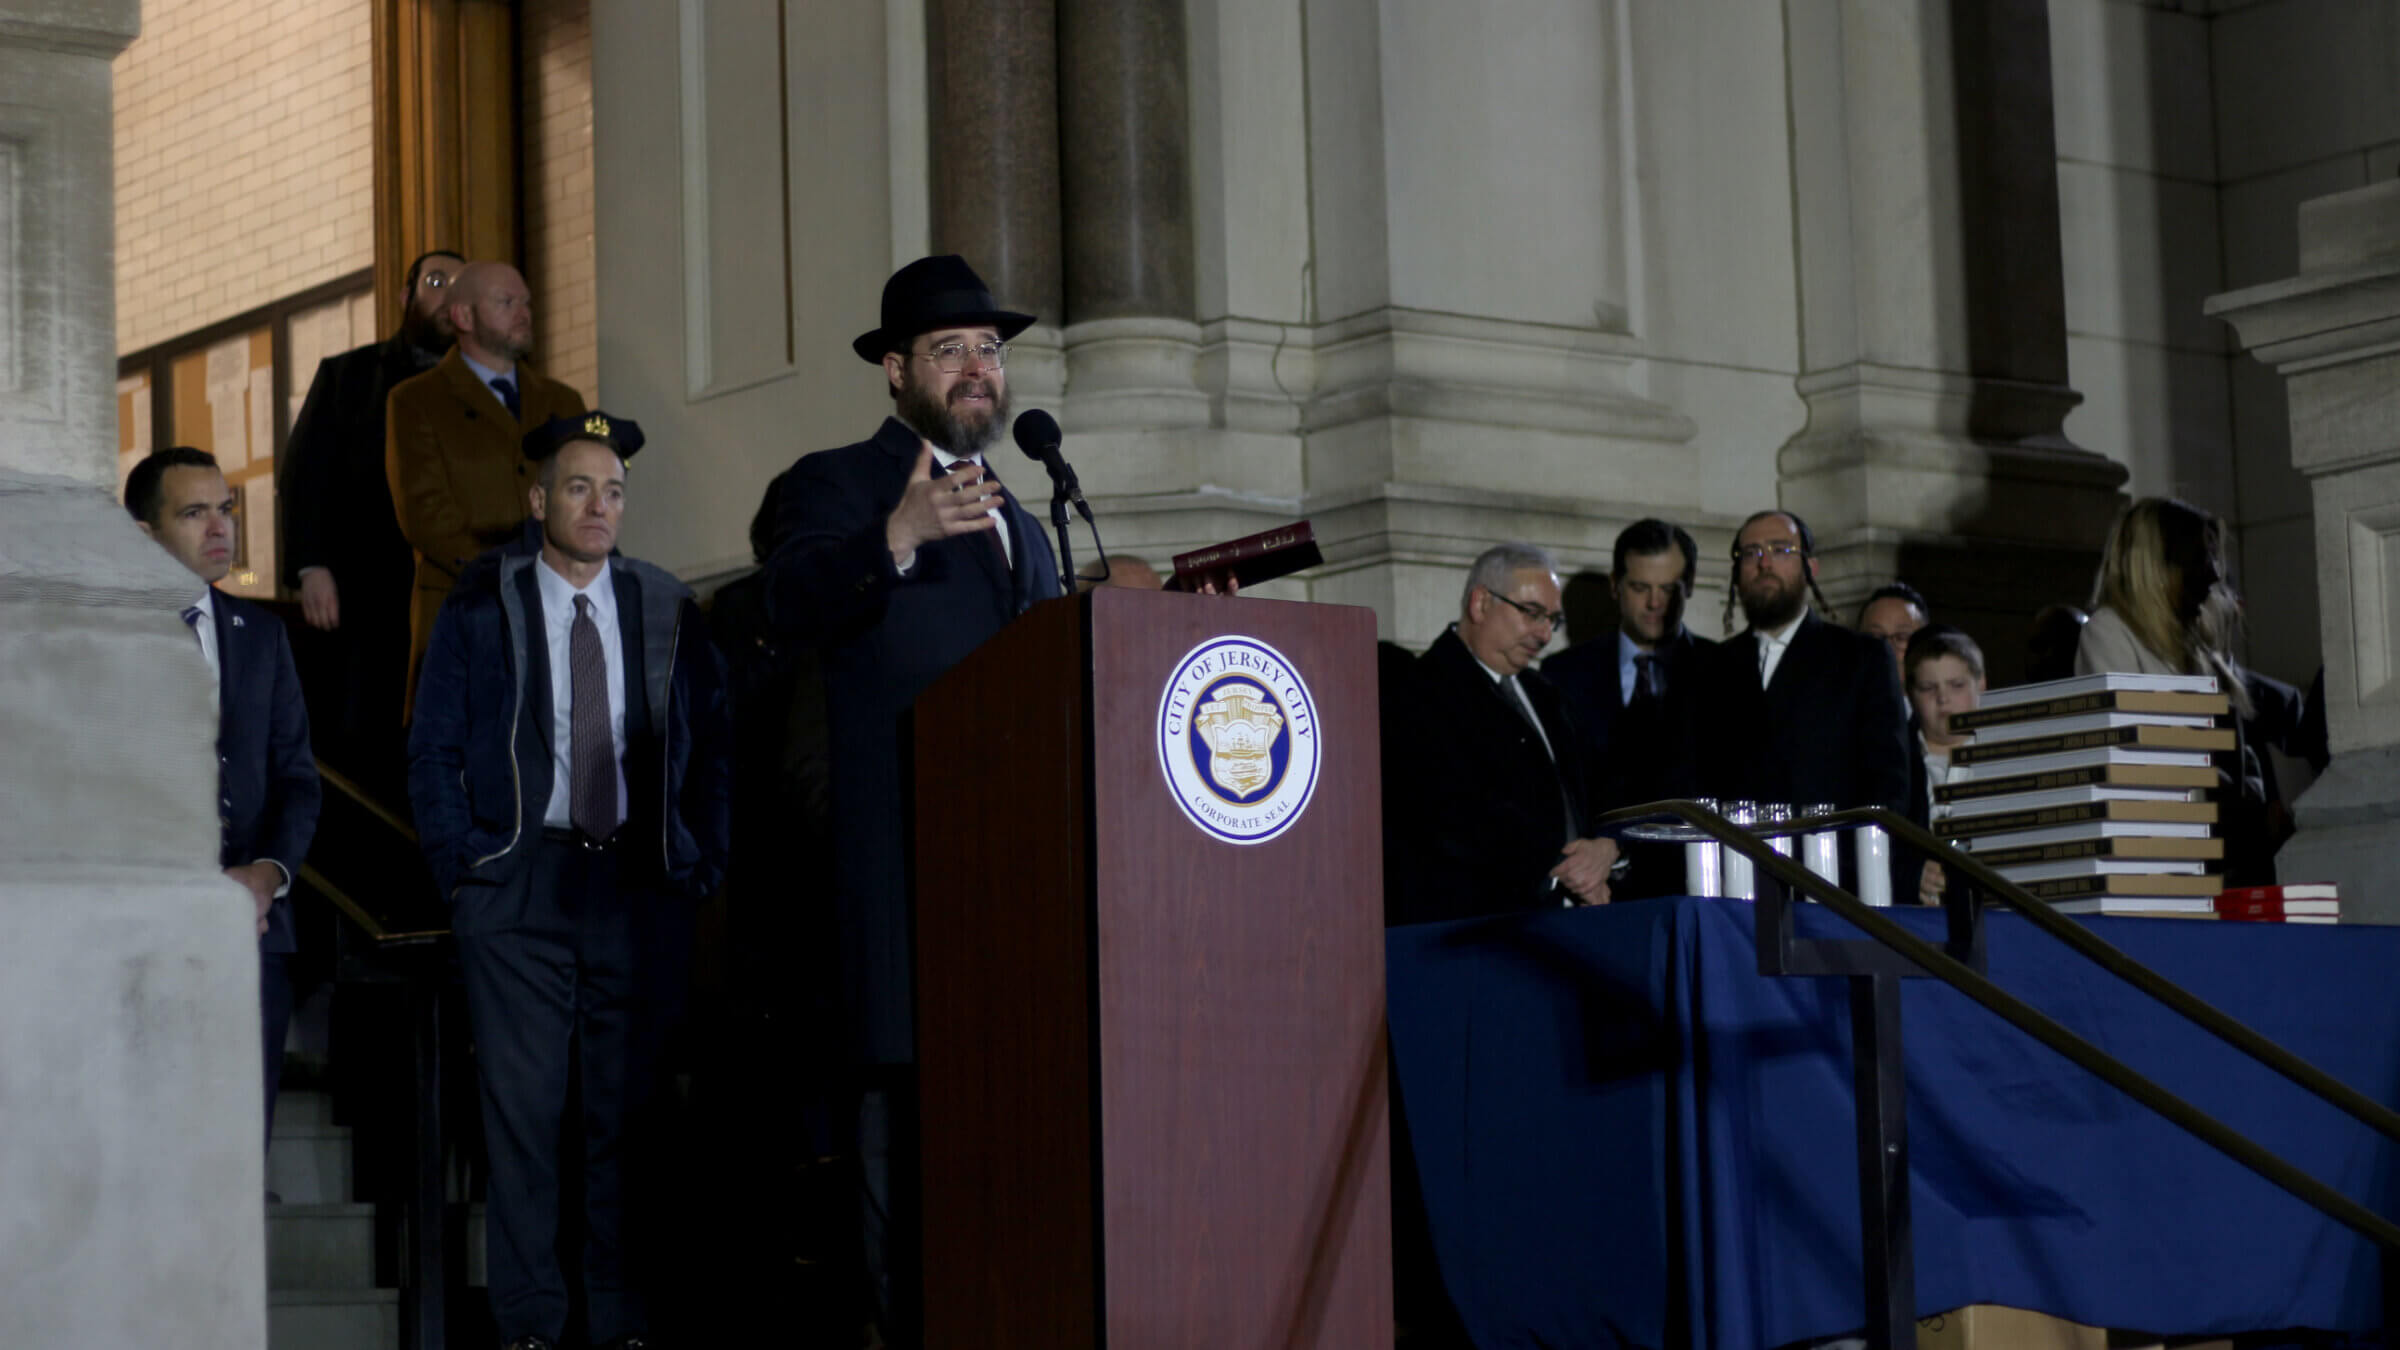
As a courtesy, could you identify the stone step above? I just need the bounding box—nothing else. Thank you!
[267,1203,378,1291]
[267,1288,399,1350]
[267,1123,354,1206]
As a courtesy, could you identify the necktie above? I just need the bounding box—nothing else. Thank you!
[1629,652,1661,707]
[1505,675,1579,848]
[568,595,618,839]
[492,376,521,420]
[180,604,203,636]
[1501,673,1551,760]
[934,456,1010,574]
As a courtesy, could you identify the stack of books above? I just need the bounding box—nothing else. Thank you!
[1933,672,2231,917]
[2214,883,2340,924]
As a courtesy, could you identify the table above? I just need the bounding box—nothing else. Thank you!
[1386,897,2400,1348]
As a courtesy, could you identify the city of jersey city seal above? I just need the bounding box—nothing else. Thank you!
[1156,634,1322,846]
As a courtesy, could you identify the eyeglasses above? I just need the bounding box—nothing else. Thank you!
[418,272,450,290]
[1485,591,1565,629]
[1732,542,1803,564]
[913,341,1008,373]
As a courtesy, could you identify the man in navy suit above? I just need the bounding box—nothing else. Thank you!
[1542,518,1717,898]
[764,255,1061,1346]
[127,447,322,1145]
[1694,509,1911,821]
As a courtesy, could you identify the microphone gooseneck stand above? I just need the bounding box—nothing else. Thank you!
[1014,409,1109,596]
[1048,486,1077,599]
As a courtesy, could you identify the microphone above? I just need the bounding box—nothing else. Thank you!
[1012,409,1108,596]
[1012,409,1086,515]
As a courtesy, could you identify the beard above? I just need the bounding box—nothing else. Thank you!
[487,330,534,367]
[399,308,454,357]
[1738,573,1809,631]
[896,370,1009,457]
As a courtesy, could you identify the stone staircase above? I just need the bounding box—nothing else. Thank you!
[267,1089,400,1350]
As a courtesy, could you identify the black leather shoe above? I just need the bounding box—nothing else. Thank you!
[501,1337,556,1350]
[598,1337,655,1350]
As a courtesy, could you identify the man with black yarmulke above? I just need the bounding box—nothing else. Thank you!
[406,412,732,1350]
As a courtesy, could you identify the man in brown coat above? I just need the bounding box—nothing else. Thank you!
[386,261,586,718]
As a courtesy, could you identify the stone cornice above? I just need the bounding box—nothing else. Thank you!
[0,3,139,59]
[2204,268,2400,375]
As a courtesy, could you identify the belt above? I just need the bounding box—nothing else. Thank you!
[541,825,619,852]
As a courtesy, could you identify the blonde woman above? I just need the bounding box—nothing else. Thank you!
[2076,497,2279,882]
[2076,497,2252,718]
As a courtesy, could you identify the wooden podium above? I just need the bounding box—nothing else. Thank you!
[913,587,1392,1348]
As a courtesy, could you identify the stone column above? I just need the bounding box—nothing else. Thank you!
[1054,0,1208,428]
[0,3,269,1346]
[1059,0,1194,320]
[2207,181,2400,924]
[925,0,1065,400]
[1777,0,2125,667]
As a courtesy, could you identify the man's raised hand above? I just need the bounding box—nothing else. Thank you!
[886,444,1000,569]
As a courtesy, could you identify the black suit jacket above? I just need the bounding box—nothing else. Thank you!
[276,335,438,594]
[213,592,322,954]
[1541,625,1716,812]
[763,416,1062,1063]
[1385,628,1590,926]
[1695,612,1912,815]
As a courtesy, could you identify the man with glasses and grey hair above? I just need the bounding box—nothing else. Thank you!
[1383,542,1619,926]
[762,254,1063,1347]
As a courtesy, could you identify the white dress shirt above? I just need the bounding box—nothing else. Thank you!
[186,587,221,702]
[1756,615,1805,688]
[1920,739,1969,822]
[536,557,629,830]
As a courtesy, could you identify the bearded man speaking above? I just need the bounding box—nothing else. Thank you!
[761,254,1063,1345]
[1692,508,1911,826]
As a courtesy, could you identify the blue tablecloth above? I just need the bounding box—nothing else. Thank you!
[1386,897,2400,1349]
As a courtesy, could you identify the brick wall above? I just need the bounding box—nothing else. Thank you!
[113,0,373,355]
[524,0,598,404]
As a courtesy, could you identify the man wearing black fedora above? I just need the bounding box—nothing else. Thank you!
[763,254,1062,1344]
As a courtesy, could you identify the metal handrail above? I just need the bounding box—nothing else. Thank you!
[298,862,450,948]
[299,757,454,1350]
[1590,797,2400,1252]
[318,761,419,845]
[308,760,451,948]
[1799,804,2400,1146]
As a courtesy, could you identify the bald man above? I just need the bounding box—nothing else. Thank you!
[385,262,586,719]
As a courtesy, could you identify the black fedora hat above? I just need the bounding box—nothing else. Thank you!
[852,255,1036,364]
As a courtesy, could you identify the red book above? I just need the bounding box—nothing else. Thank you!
[2214,883,2340,922]
[1168,521,1322,592]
